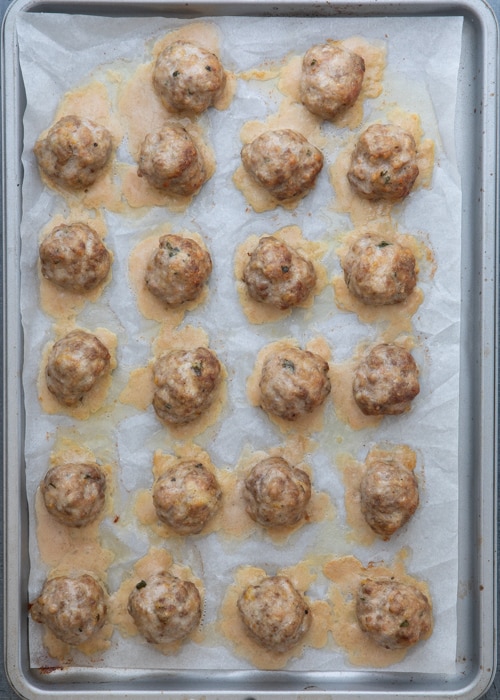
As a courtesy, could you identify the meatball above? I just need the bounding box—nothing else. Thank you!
[259,346,331,421]
[237,575,311,652]
[300,42,365,120]
[352,344,420,416]
[360,461,419,538]
[137,125,207,196]
[41,461,106,528]
[152,347,221,425]
[45,329,111,407]
[128,571,202,644]
[145,234,212,306]
[242,236,317,310]
[39,222,111,293]
[356,578,432,649]
[342,235,417,305]
[244,456,311,527]
[241,129,323,201]
[153,40,226,114]
[152,460,222,535]
[347,124,419,201]
[30,574,107,646]
[34,115,113,190]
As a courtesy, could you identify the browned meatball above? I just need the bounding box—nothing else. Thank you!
[145,234,212,306]
[152,347,221,425]
[152,460,222,535]
[41,462,106,528]
[128,571,202,644]
[342,235,417,305]
[237,575,311,652]
[39,223,112,293]
[259,346,331,421]
[300,42,365,120]
[34,115,113,190]
[241,129,323,201]
[137,125,207,195]
[347,124,419,201]
[244,456,311,527]
[352,344,420,416]
[360,461,419,538]
[30,574,107,645]
[356,578,432,649]
[45,329,111,407]
[153,40,226,114]
[242,236,317,310]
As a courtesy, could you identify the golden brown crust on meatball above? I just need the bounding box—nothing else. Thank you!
[352,344,420,416]
[45,329,111,407]
[41,462,106,528]
[30,574,107,645]
[152,460,222,535]
[356,578,432,649]
[127,571,202,643]
[152,347,221,424]
[347,124,419,201]
[241,129,323,201]
[153,40,226,114]
[242,236,317,310]
[34,115,113,190]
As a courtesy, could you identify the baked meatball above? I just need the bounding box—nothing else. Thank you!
[128,571,202,644]
[347,124,419,201]
[241,129,323,201]
[352,344,420,416]
[360,461,419,538]
[342,235,417,305]
[300,42,365,119]
[41,462,106,528]
[237,575,311,652]
[145,234,212,306]
[152,347,221,425]
[242,236,317,310]
[244,456,311,527]
[45,329,111,407]
[152,460,222,535]
[34,115,113,190]
[153,40,226,114]
[356,578,432,649]
[30,574,107,646]
[137,125,207,196]
[259,346,331,421]
[39,223,111,293]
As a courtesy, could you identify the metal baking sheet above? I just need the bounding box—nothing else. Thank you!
[2,0,498,698]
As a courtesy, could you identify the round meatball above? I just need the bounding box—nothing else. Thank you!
[242,236,317,310]
[237,575,311,652]
[45,329,111,407]
[300,42,365,119]
[137,125,207,195]
[41,462,106,528]
[34,115,113,190]
[152,460,222,535]
[30,574,107,646]
[244,456,311,527]
[342,235,417,305]
[152,347,221,425]
[241,129,323,201]
[145,234,212,306]
[259,346,331,421]
[128,571,202,644]
[360,461,419,538]
[356,578,432,649]
[153,40,226,114]
[347,124,419,201]
[39,223,111,293]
